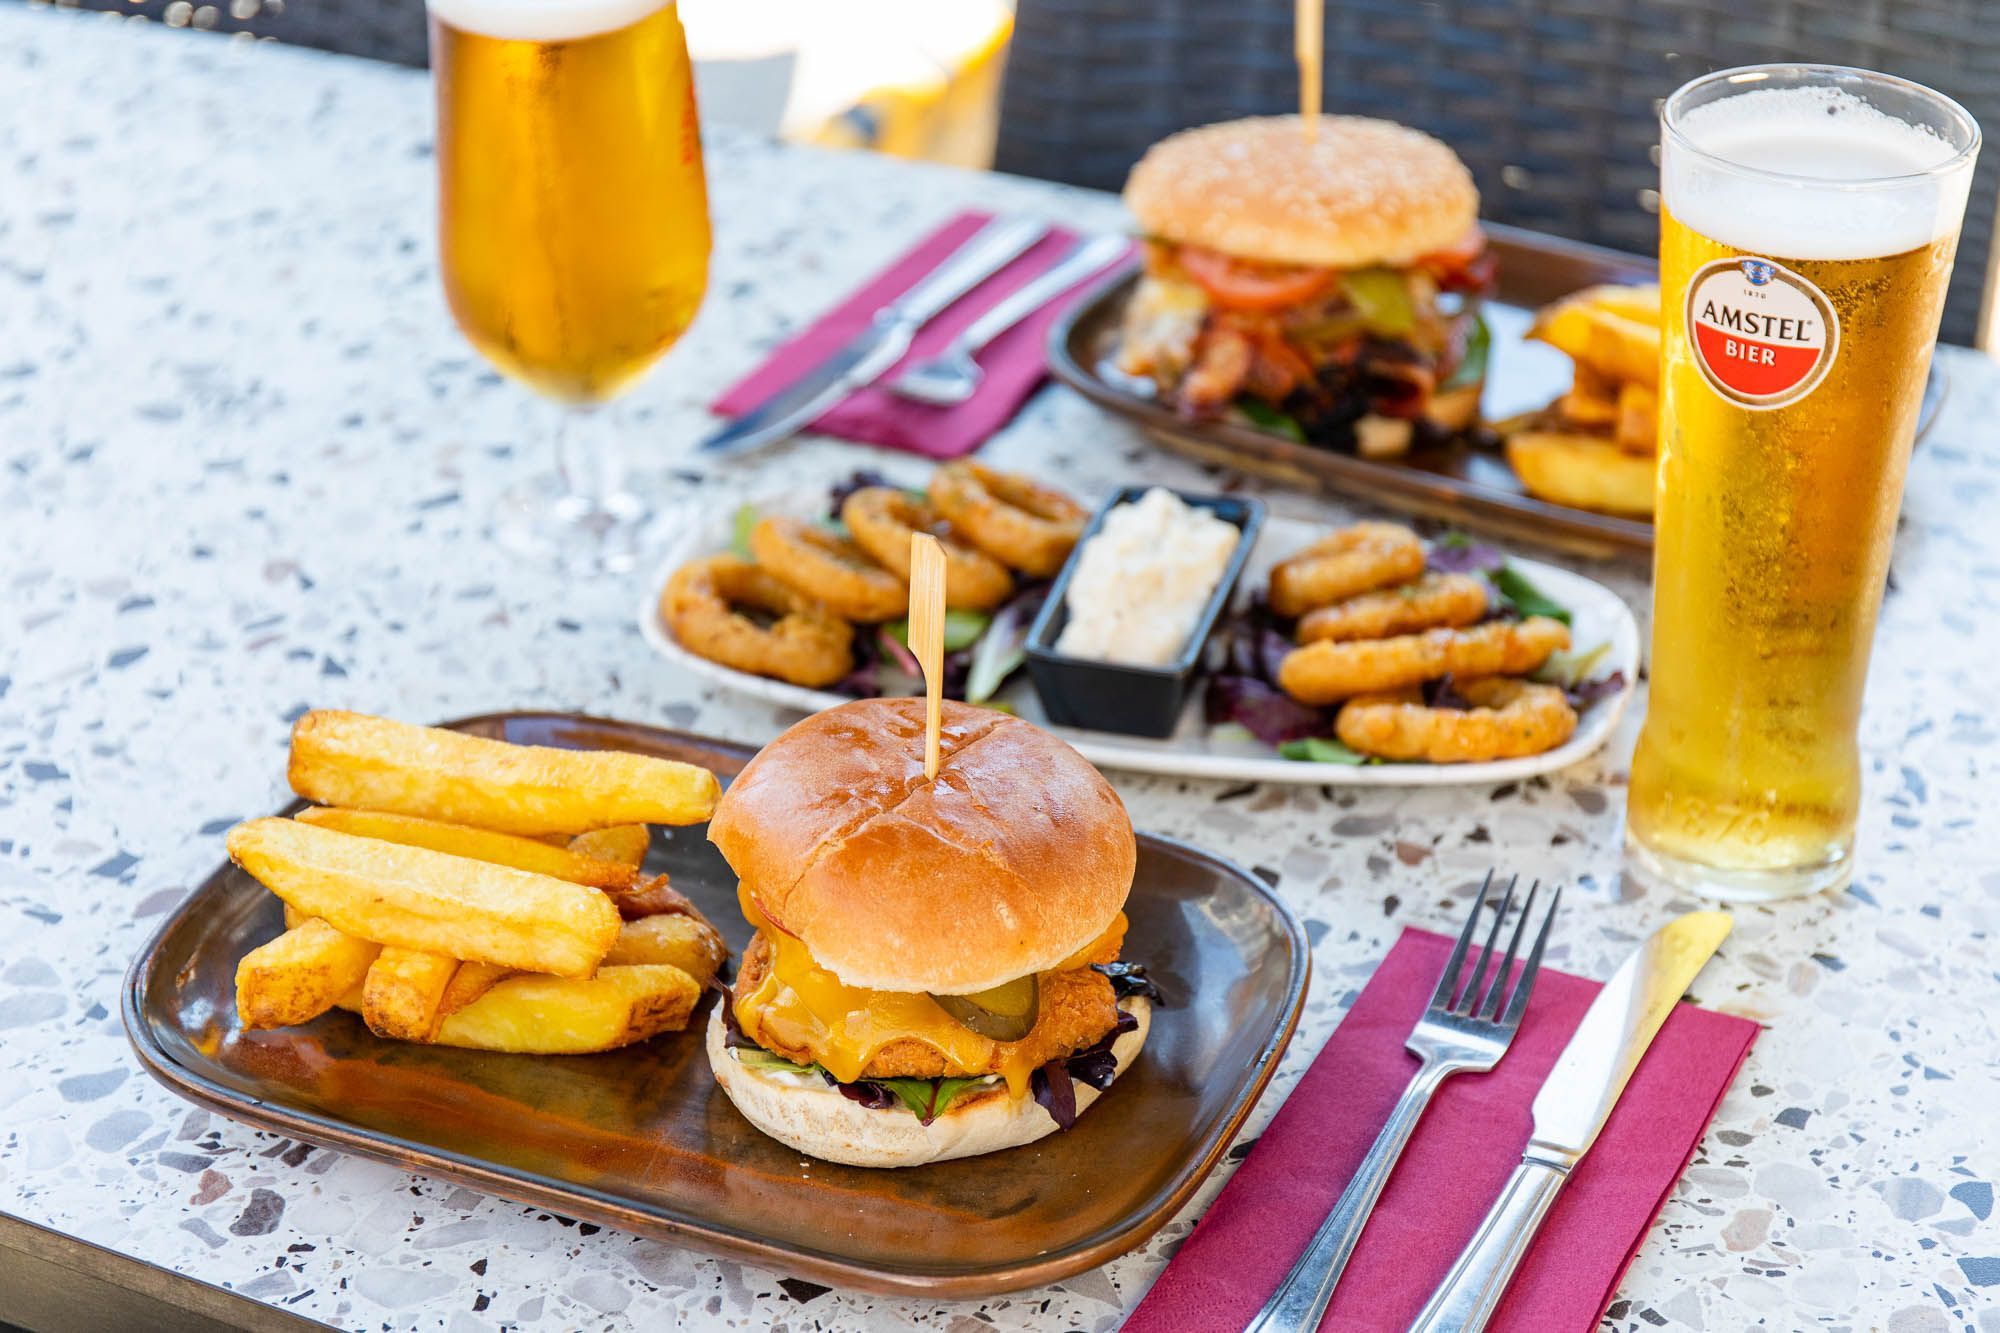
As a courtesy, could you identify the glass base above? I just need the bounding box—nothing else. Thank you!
[1623,831,1852,903]
[495,472,650,575]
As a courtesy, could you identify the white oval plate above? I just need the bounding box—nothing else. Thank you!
[637,493,1638,786]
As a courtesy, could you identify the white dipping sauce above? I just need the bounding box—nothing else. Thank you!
[1055,488,1240,667]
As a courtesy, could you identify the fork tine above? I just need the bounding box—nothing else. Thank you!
[1427,871,1495,1011]
[1500,883,1563,1030]
[1479,880,1539,1020]
[1458,875,1516,1014]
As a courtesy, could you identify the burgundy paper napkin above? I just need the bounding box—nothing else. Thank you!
[711,211,1132,459]
[1128,927,1759,1332]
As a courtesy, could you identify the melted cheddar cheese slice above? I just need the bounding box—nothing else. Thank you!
[733,885,1123,1098]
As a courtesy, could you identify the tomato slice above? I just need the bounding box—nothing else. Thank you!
[1418,225,1488,271]
[1418,226,1496,292]
[1177,246,1334,310]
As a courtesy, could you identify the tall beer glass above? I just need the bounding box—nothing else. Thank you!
[1628,66,1978,901]
[429,0,710,570]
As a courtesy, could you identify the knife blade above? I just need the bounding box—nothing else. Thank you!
[699,215,1048,458]
[1408,910,1733,1333]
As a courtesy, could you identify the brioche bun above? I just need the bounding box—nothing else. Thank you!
[1124,115,1479,269]
[707,698,1135,994]
[707,998,1151,1168]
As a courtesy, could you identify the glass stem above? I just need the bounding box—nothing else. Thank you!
[553,404,627,520]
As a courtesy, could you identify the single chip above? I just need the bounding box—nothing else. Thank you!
[567,824,651,870]
[295,807,638,891]
[361,947,459,1041]
[436,961,513,1019]
[430,966,702,1054]
[1505,432,1656,517]
[227,817,621,978]
[1614,381,1658,455]
[287,710,719,835]
[603,913,727,986]
[235,919,381,1029]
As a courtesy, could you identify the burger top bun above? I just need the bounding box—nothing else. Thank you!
[707,698,1136,995]
[1124,115,1480,269]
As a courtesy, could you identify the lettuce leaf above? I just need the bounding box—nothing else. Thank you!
[1278,736,1369,765]
[1235,397,1308,443]
[1490,564,1573,625]
[729,503,759,559]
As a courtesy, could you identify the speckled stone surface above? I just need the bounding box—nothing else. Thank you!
[3,9,1998,1331]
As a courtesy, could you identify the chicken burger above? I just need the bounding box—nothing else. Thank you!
[706,697,1155,1168]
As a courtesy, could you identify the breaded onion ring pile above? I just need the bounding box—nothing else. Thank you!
[661,555,855,689]
[662,464,1087,691]
[1253,519,1594,764]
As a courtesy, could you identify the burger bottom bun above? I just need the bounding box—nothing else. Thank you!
[707,998,1152,1169]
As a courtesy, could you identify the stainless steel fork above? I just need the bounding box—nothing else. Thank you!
[1244,873,1562,1333]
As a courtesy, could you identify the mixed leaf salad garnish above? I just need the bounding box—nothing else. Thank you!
[1205,533,1625,764]
[717,965,1161,1130]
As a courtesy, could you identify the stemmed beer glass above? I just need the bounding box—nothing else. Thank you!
[428,0,711,571]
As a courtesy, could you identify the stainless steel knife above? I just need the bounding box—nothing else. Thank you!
[697,215,1048,458]
[1407,910,1734,1333]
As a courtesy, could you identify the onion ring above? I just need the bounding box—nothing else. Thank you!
[661,555,854,688]
[1267,522,1425,618]
[928,462,1088,577]
[840,487,1014,611]
[1295,572,1490,644]
[749,515,909,622]
[1336,678,1578,763]
[1277,615,1570,705]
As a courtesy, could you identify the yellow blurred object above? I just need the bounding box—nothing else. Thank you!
[1528,285,1663,390]
[683,0,1013,168]
[1500,283,1664,515]
[1505,432,1657,517]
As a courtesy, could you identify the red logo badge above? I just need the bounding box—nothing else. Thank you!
[1685,257,1838,409]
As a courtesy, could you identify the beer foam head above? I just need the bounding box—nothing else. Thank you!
[427,0,668,43]
[1664,82,1976,260]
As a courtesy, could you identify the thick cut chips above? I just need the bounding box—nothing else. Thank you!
[227,817,621,978]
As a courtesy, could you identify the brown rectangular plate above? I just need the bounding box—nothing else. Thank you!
[1049,222,1944,558]
[123,712,1309,1297]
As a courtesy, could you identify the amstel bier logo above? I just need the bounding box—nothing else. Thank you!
[1685,256,1839,409]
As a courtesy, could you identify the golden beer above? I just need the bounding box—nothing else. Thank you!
[432,0,710,403]
[1627,66,1978,900]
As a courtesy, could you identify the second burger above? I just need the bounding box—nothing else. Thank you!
[1118,114,1493,458]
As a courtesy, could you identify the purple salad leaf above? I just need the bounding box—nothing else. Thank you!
[826,469,896,520]
[1427,532,1506,576]
[1205,675,1334,746]
[1031,1060,1078,1130]
[1424,674,1475,710]
[1567,668,1628,709]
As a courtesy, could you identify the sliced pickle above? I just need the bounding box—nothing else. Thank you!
[930,974,1039,1042]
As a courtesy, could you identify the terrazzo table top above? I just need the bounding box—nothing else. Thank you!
[4,9,1999,1331]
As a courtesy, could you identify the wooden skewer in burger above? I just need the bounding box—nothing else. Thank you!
[705,534,1155,1168]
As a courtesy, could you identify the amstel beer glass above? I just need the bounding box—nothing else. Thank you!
[429,0,710,569]
[1628,66,1978,900]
